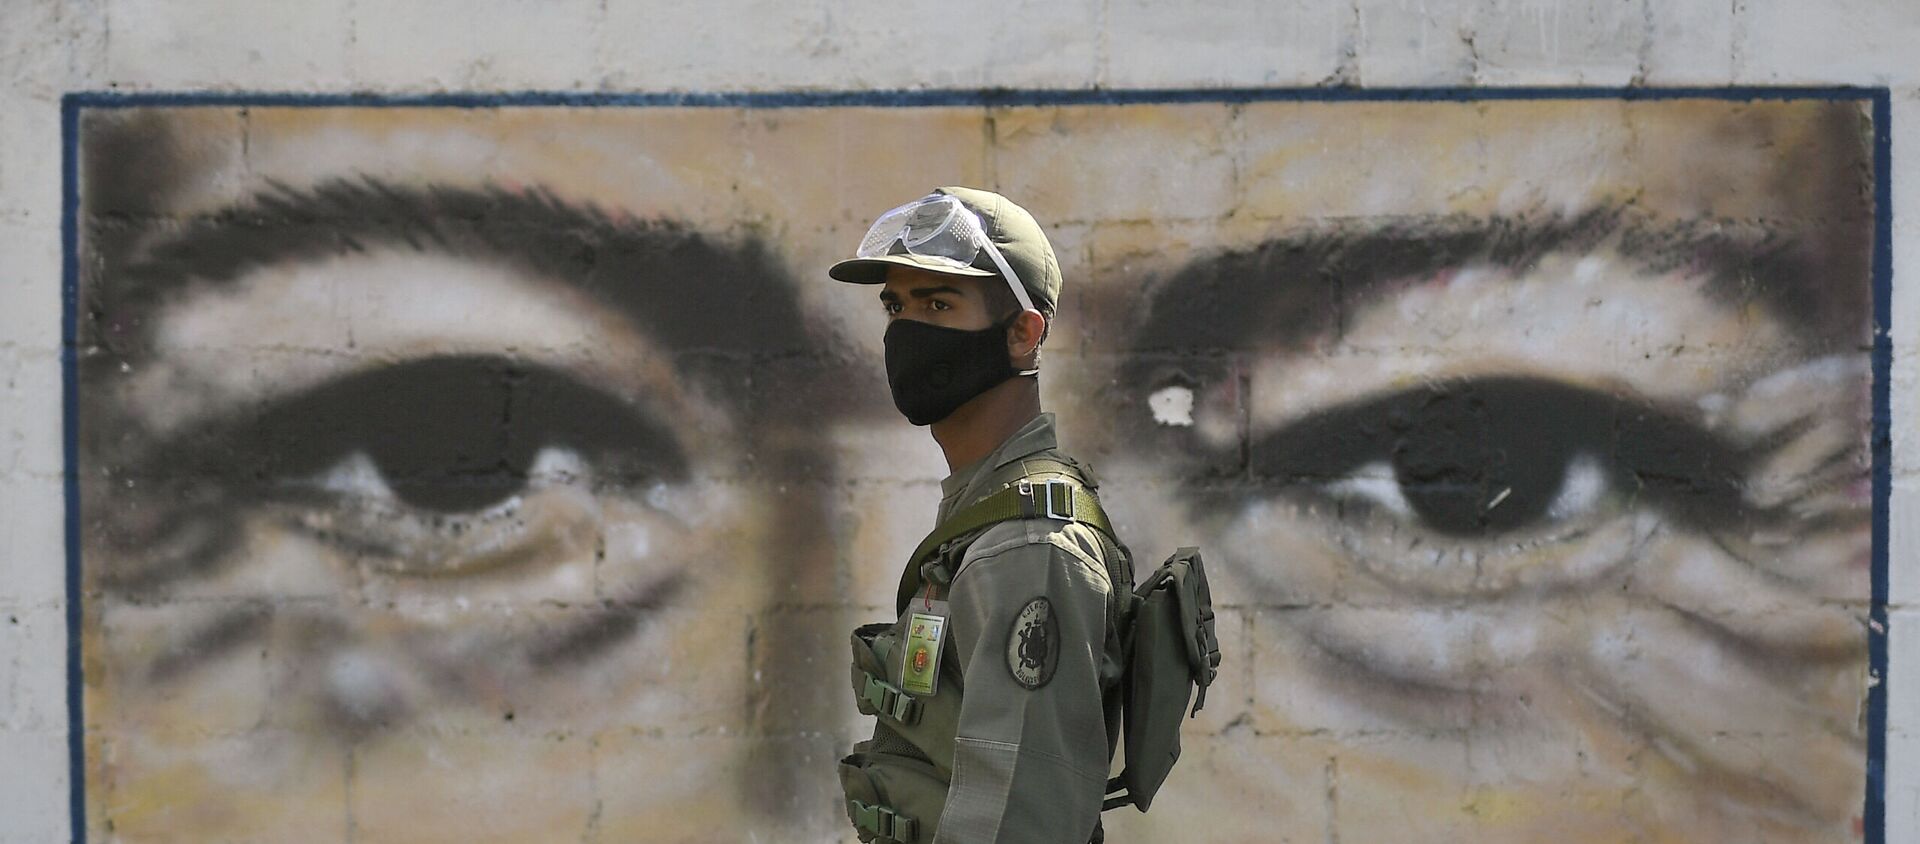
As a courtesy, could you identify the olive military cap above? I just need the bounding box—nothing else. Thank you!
[828,186,1064,313]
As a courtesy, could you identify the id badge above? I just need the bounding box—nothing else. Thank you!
[900,604,948,697]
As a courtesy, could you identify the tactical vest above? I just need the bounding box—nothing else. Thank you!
[838,454,1221,843]
[839,453,1123,844]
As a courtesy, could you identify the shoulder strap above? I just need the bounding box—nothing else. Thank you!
[893,457,1115,614]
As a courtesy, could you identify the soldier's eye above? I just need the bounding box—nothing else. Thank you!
[1256,377,1744,534]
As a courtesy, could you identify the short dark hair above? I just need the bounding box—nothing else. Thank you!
[980,274,1053,348]
[980,275,1051,374]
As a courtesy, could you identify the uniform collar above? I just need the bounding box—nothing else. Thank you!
[938,411,1057,508]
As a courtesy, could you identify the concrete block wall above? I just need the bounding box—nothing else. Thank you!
[5,1,1920,842]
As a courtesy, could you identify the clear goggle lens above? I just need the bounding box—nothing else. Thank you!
[857,195,975,264]
[854,194,1034,311]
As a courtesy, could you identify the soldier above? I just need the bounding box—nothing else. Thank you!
[830,187,1134,843]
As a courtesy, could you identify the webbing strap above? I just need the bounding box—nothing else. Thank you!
[861,671,922,725]
[849,799,917,843]
[894,463,1115,613]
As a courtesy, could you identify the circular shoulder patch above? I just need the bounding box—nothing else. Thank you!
[1006,597,1060,689]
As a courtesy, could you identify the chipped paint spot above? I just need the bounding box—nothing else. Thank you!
[1149,385,1195,427]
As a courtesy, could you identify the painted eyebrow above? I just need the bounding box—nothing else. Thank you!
[1120,209,1830,357]
[85,177,814,395]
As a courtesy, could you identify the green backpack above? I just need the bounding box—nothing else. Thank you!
[1106,545,1220,811]
[893,460,1223,815]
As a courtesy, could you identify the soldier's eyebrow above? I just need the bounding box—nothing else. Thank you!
[85,178,816,404]
[909,285,964,299]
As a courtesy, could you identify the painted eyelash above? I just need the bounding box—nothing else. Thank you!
[1244,375,1753,537]
[102,355,689,592]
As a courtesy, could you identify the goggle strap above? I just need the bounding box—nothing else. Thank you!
[979,238,1037,314]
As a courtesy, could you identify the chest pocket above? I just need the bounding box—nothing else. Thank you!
[848,607,966,779]
[842,608,970,843]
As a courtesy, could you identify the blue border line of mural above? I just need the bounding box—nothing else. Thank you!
[1868,87,1893,844]
[58,85,1894,844]
[60,91,85,844]
[62,84,1884,109]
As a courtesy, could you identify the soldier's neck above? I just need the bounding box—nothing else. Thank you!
[930,377,1041,473]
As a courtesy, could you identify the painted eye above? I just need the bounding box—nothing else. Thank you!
[1252,376,1747,540]
[112,355,690,582]
[240,355,688,513]
[1325,452,1611,535]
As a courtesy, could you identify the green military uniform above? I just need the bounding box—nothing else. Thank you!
[833,186,1137,843]
[841,412,1131,844]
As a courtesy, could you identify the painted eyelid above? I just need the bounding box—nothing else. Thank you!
[144,354,691,510]
[1246,375,1752,533]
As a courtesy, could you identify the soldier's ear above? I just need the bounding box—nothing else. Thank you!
[1007,309,1046,357]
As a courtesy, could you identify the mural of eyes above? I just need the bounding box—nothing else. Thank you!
[69,99,1875,843]
[1252,376,1746,595]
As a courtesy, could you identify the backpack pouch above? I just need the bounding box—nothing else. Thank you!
[839,745,948,844]
[1113,547,1221,812]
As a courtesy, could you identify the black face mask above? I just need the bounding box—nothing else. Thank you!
[883,313,1022,426]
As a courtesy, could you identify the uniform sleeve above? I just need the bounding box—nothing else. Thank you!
[932,527,1112,844]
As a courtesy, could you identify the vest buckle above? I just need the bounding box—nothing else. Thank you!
[1017,478,1075,520]
[849,799,918,843]
[861,672,922,725]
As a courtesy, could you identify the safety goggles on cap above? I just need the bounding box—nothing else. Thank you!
[855,193,1036,313]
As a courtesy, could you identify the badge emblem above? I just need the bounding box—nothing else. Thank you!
[1007,597,1058,689]
[900,612,946,696]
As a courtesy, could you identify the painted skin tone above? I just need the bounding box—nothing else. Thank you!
[1088,239,1869,844]
[77,101,1871,844]
[81,179,839,842]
